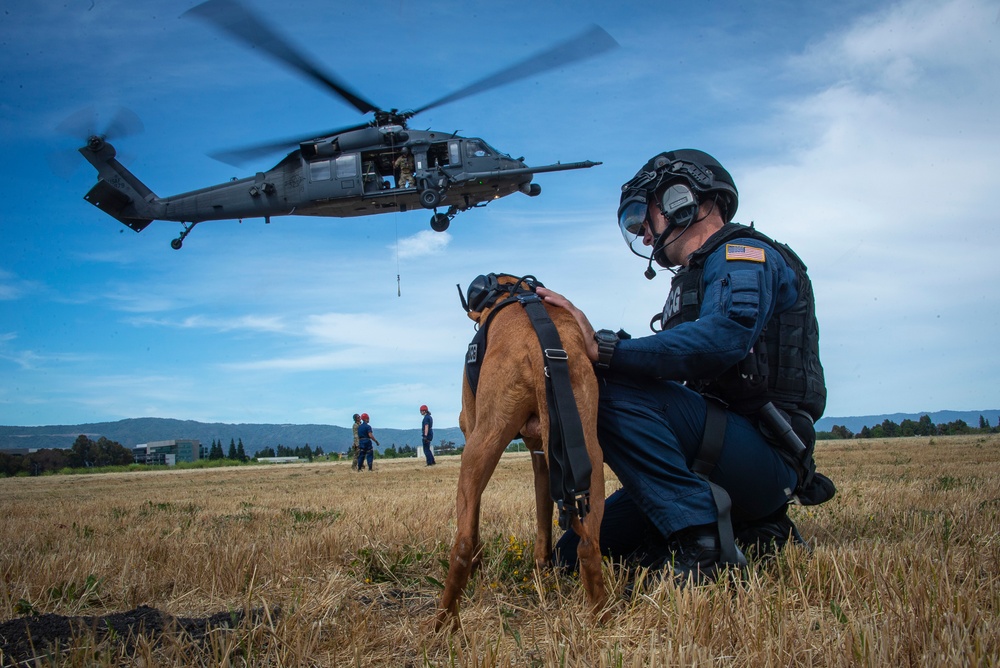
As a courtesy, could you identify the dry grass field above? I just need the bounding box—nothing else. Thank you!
[1,434,998,666]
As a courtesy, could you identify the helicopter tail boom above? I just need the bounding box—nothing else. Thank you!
[79,138,162,231]
[466,160,602,181]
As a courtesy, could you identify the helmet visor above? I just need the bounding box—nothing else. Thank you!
[618,193,652,259]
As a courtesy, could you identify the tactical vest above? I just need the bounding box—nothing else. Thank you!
[659,224,827,421]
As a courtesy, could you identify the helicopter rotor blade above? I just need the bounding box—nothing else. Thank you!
[184,0,379,116]
[55,106,100,139]
[51,106,145,178]
[408,24,618,118]
[102,106,145,140]
[208,121,373,166]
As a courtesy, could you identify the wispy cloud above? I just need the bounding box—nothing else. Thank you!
[127,314,290,334]
[394,230,451,259]
[0,268,40,301]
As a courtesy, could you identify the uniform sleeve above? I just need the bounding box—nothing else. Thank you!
[612,239,799,381]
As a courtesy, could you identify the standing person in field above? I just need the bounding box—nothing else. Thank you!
[539,148,835,583]
[356,413,379,472]
[351,413,361,470]
[420,405,436,466]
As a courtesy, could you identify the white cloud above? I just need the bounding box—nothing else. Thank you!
[127,314,290,334]
[394,230,451,259]
[736,0,1000,415]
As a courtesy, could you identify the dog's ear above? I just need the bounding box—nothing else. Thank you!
[466,309,483,323]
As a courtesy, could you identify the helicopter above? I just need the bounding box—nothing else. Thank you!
[77,0,617,250]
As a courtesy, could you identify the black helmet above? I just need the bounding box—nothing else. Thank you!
[617,149,738,262]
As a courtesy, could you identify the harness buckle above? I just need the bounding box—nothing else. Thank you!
[574,491,591,520]
[516,292,541,305]
[544,348,568,360]
[556,491,592,529]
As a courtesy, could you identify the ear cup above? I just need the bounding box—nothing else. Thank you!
[466,274,494,312]
[658,183,698,229]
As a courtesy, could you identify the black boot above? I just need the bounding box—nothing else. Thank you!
[624,524,746,596]
[665,524,747,583]
[734,505,806,559]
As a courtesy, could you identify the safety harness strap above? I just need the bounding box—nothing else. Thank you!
[693,398,742,566]
[516,292,592,529]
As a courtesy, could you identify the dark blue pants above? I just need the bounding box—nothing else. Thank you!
[422,439,436,465]
[357,445,373,471]
[556,375,796,567]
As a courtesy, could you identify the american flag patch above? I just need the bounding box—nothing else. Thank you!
[725,244,766,263]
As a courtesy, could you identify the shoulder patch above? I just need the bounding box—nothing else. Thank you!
[725,244,766,263]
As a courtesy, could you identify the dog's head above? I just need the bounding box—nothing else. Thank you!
[460,273,543,324]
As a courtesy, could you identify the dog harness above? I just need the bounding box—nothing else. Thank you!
[459,273,592,529]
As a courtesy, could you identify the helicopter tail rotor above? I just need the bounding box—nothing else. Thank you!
[50,106,144,179]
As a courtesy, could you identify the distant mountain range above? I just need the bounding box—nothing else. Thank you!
[0,418,464,454]
[2,409,997,453]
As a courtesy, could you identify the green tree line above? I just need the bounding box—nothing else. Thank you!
[345,439,462,460]
[821,414,999,440]
[0,435,132,476]
[252,443,325,461]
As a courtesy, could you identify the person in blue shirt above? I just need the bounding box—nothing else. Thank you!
[538,149,834,582]
[420,405,436,466]
[356,413,379,472]
[351,413,361,470]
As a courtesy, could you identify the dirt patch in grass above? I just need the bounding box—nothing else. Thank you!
[0,605,270,666]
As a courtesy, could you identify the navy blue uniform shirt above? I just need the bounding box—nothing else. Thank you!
[613,237,799,381]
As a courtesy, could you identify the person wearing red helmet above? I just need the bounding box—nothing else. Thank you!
[356,413,379,471]
[419,405,436,466]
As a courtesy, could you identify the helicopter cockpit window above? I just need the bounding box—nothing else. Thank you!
[465,140,492,159]
[309,159,332,181]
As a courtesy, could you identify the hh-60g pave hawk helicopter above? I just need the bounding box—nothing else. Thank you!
[78,0,617,250]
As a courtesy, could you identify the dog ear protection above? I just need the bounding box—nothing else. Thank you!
[459,273,544,313]
[464,274,498,313]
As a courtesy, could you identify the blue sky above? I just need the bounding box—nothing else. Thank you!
[2,0,998,430]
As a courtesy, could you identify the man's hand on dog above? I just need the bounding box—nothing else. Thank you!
[536,287,599,363]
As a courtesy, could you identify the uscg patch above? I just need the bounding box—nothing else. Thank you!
[725,244,766,263]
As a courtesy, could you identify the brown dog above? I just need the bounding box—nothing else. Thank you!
[435,275,607,630]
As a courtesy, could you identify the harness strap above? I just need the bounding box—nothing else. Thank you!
[693,398,742,566]
[464,296,520,396]
[517,292,592,529]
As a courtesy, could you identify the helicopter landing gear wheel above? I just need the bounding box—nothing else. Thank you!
[430,213,451,232]
[420,188,442,209]
[171,222,198,250]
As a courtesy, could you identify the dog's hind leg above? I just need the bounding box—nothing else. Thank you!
[436,418,523,630]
